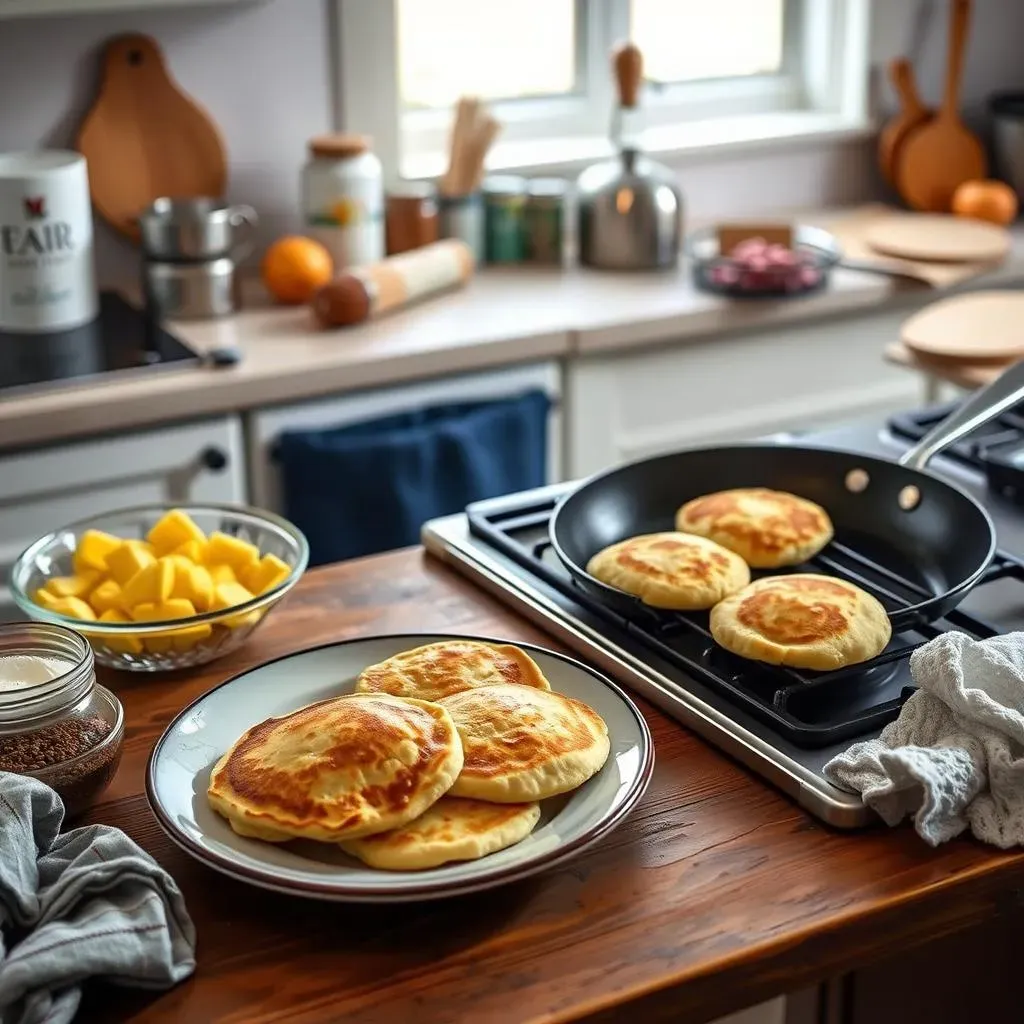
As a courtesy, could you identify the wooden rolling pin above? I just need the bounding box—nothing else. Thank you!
[312,239,475,327]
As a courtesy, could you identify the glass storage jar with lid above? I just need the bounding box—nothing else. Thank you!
[0,622,124,816]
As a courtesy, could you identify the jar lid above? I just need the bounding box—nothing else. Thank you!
[308,134,373,159]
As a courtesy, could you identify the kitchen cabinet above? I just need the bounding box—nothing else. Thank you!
[566,309,922,477]
[0,0,254,17]
[247,361,563,513]
[0,415,245,621]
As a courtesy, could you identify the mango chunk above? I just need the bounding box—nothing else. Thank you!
[132,598,196,621]
[147,509,207,554]
[33,588,64,611]
[106,541,156,585]
[48,596,96,621]
[170,622,213,652]
[242,554,292,595]
[208,564,237,586]
[211,581,254,612]
[97,608,144,655]
[121,559,175,609]
[168,559,213,611]
[43,572,100,600]
[172,539,205,563]
[205,532,259,572]
[73,529,121,574]
[89,578,123,615]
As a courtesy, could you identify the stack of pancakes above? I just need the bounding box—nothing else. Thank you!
[587,487,891,671]
[208,640,610,871]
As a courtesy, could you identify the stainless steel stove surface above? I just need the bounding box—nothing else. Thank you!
[422,409,1024,829]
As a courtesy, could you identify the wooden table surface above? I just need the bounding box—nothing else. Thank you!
[77,548,1024,1024]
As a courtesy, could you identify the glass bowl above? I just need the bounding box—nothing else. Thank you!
[9,504,309,672]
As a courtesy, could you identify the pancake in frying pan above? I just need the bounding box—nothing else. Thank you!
[709,573,891,670]
[587,531,750,610]
[207,692,463,842]
[340,797,541,870]
[675,488,834,568]
[355,639,551,702]
[439,683,610,802]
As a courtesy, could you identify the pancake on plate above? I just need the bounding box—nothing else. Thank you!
[340,797,541,871]
[586,531,750,610]
[355,639,551,702]
[709,573,891,671]
[207,692,463,843]
[675,488,834,568]
[438,682,610,802]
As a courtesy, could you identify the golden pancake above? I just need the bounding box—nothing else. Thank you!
[355,640,551,702]
[709,573,891,670]
[207,692,463,843]
[586,531,750,610]
[438,683,610,802]
[340,797,541,871]
[675,488,834,568]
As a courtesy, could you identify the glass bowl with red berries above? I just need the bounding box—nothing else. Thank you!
[688,224,841,298]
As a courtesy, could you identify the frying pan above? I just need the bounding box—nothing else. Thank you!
[551,361,1024,631]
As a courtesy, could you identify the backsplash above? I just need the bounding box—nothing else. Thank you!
[0,0,332,285]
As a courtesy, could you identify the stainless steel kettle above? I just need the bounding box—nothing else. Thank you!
[577,43,683,270]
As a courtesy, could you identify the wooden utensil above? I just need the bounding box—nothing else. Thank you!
[901,291,1024,362]
[864,213,1010,263]
[878,59,931,185]
[439,97,500,197]
[895,0,986,211]
[77,33,227,241]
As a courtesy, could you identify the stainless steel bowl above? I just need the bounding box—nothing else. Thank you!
[138,197,258,261]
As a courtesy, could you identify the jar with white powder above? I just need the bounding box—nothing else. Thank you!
[0,622,123,815]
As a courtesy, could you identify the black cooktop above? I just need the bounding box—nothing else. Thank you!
[0,291,200,396]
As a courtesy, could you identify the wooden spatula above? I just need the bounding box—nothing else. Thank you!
[878,59,930,186]
[895,0,986,211]
[77,33,227,242]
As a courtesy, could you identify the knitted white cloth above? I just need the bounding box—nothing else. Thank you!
[824,631,1024,848]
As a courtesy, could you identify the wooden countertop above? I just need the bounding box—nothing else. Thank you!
[77,547,1024,1024]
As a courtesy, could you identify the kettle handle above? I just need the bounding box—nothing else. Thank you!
[613,42,643,109]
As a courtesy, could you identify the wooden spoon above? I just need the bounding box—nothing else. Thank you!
[895,0,986,212]
[77,33,227,241]
[878,59,930,186]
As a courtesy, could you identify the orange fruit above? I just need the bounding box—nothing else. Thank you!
[261,236,334,304]
[951,179,1019,226]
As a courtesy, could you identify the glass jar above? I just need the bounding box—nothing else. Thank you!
[0,622,124,817]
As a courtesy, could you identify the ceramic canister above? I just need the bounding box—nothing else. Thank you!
[0,151,98,333]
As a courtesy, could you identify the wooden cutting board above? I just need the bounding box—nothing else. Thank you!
[77,33,227,241]
[878,58,931,186]
[900,291,1024,362]
[885,341,1007,389]
[864,213,1011,263]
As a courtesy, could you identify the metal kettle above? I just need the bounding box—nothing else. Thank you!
[577,43,683,270]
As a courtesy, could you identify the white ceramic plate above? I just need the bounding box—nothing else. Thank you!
[146,633,654,902]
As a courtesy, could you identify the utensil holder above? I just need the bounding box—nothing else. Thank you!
[438,193,484,263]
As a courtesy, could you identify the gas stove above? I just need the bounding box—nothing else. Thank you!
[422,406,1024,829]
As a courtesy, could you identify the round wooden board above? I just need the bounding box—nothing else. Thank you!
[864,214,1010,263]
[901,290,1024,361]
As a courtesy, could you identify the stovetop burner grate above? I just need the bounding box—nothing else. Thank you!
[467,493,1024,749]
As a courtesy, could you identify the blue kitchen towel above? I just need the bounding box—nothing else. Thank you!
[276,389,550,565]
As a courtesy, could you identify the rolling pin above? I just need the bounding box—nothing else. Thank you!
[312,239,475,327]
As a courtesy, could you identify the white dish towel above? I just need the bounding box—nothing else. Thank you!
[824,631,1024,848]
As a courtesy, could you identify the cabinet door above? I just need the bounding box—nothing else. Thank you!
[567,310,921,477]
[0,416,246,621]
[248,362,563,512]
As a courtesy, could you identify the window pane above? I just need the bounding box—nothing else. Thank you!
[397,0,576,110]
[630,0,785,83]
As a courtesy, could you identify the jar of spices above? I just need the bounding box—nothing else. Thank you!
[483,175,527,263]
[386,181,439,255]
[0,622,123,817]
[302,134,385,270]
[525,178,570,265]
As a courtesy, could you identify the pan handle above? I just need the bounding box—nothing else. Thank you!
[899,360,1024,470]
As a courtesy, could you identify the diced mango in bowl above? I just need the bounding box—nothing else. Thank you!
[31,509,293,654]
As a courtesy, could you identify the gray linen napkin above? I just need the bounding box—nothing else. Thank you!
[0,772,196,1024]
[825,631,1024,848]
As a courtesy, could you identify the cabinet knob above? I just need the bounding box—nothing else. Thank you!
[201,447,229,472]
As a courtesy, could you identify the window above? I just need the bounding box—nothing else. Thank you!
[335,0,870,180]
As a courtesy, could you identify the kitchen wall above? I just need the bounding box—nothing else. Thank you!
[0,0,1021,283]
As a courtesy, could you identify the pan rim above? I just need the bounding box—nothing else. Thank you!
[549,441,997,628]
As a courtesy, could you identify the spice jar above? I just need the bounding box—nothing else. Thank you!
[302,134,385,270]
[386,182,439,255]
[525,178,570,265]
[483,175,527,263]
[0,622,123,817]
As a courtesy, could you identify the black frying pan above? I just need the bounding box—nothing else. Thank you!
[551,362,1024,631]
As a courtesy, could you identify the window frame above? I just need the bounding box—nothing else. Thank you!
[333,0,871,181]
